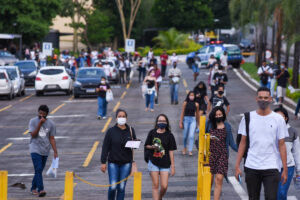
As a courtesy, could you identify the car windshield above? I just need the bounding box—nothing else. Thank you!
[101,61,113,67]
[15,62,36,71]
[226,45,241,54]
[0,73,5,79]
[0,51,14,57]
[4,68,17,79]
[77,69,105,78]
[40,69,64,75]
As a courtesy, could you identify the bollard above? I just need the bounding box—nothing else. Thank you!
[202,167,212,200]
[204,134,210,164]
[197,116,206,200]
[133,172,142,200]
[64,171,74,200]
[0,171,8,200]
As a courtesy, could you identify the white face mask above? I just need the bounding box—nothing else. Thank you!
[280,65,285,69]
[101,80,106,84]
[270,60,274,64]
[117,117,126,125]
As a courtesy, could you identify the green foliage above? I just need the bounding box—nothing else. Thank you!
[152,0,214,31]
[0,0,62,45]
[209,0,231,28]
[152,28,189,49]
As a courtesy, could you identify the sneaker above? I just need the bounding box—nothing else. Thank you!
[273,102,279,105]
[97,116,102,120]
[102,116,107,120]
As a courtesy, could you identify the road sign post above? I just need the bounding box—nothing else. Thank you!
[125,39,135,53]
[42,42,53,56]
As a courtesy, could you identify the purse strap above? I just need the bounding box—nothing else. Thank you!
[129,126,134,161]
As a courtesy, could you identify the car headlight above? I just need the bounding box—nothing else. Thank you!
[74,81,82,86]
[28,70,37,77]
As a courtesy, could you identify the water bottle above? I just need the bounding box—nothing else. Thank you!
[294,177,300,190]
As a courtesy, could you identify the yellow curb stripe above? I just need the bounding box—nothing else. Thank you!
[68,96,74,101]
[186,90,189,94]
[50,103,65,115]
[0,105,12,112]
[113,101,121,112]
[183,79,188,88]
[101,117,112,133]
[120,91,127,99]
[23,130,29,135]
[0,143,13,154]
[126,83,131,89]
[82,141,100,167]
[19,94,34,102]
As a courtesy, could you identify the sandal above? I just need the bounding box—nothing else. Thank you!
[38,191,47,197]
[31,190,38,195]
[189,152,193,156]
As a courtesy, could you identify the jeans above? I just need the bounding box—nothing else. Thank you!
[295,98,300,116]
[97,96,107,117]
[277,166,295,200]
[245,167,280,200]
[31,153,48,192]
[108,162,132,200]
[155,83,160,104]
[138,68,146,82]
[145,91,155,109]
[71,66,76,77]
[183,116,196,152]
[260,80,271,89]
[170,83,179,103]
[126,68,131,82]
[119,71,125,84]
[270,78,276,98]
[40,60,46,67]
[161,65,167,77]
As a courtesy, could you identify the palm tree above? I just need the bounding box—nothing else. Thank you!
[152,28,189,49]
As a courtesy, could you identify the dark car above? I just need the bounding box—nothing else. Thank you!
[239,39,255,52]
[73,67,106,98]
[14,60,38,86]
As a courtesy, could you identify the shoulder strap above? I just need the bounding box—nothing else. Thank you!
[129,126,133,140]
[244,112,250,138]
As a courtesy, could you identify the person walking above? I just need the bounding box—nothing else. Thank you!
[125,57,132,83]
[29,105,58,197]
[275,62,290,105]
[220,51,228,71]
[168,61,181,105]
[209,85,230,116]
[179,91,199,156]
[274,106,300,200]
[207,106,237,200]
[295,98,300,120]
[193,81,211,116]
[269,58,279,100]
[119,57,126,84]
[144,70,158,112]
[153,64,162,104]
[209,63,219,96]
[137,57,146,83]
[144,114,177,200]
[101,109,137,200]
[170,52,178,65]
[213,66,228,89]
[235,87,288,200]
[258,61,273,89]
[96,77,111,120]
[160,51,168,78]
[192,57,200,81]
[147,48,154,65]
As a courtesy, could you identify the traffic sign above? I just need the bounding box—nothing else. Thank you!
[125,39,135,53]
[42,42,53,56]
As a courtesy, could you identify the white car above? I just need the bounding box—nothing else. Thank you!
[0,66,25,96]
[0,69,14,100]
[35,66,73,96]
[93,59,119,83]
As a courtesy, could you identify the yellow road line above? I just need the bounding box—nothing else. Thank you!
[68,96,74,101]
[19,94,34,102]
[82,141,100,167]
[0,143,13,154]
[183,79,188,88]
[60,183,78,199]
[101,117,112,133]
[23,130,29,135]
[0,105,12,112]
[50,103,65,114]
[120,91,127,99]
[126,83,131,89]
[186,90,189,94]
[113,101,121,112]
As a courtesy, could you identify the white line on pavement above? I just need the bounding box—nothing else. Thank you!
[47,114,89,118]
[287,196,298,200]
[228,176,248,200]
[63,100,97,103]
[7,136,70,140]
[8,174,34,177]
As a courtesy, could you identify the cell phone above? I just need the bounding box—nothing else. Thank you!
[238,174,242,184]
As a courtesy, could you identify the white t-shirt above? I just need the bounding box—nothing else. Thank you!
[220,54,228,67]
[257,65,273,82]
[238,111,288,171]
[170,55,178,65]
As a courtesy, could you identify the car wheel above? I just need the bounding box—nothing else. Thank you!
[74,94,80,98]
[17,89,22,97]
[232,63,241,68]
[36,91,43,96]
[21,89,25,96]
[7,91,13,100]
[66,90,71,95]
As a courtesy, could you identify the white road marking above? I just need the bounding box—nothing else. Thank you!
[63,100,97,103]
[287,196,298,200]
[110,85,121,89]
[47,114,89,118]
[228,176,248,200]
[8,174,34,177]
[7,136,70,140]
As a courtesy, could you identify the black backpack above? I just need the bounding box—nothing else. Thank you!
[260,67,269,85]
[236,112,250,162]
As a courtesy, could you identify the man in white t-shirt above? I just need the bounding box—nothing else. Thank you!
[220,51,228,71]
[257,61,273,89]
[235,87,288,200]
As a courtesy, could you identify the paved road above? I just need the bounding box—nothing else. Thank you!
[0,62,299,200]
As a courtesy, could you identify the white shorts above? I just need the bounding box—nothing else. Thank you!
[277,86,286,98]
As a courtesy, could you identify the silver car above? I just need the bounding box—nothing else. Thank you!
[0,69,14,100]
[0,50,18,66]
[0,66,25,96]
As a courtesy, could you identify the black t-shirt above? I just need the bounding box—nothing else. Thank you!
[97,83,110,98]
[101,124,136,165]
[194,87,207,106]
[213,72,228,86]
[210,95,230,108]
[276,70,290,88]
[144,129,177,168]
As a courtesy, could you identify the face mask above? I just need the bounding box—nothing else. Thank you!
[215,117,223,123]
[215,67,218,70]
[101,80,106,84]
[218,91,224,95]
[189,96,195,101]
[270,61,274,64]
[157,123,167,129]
[218,70,222,73]
[280,65,285,69]
[151,73,155,77]
[257,100,270,110]
[117,117,126,125]
[38,115,47,119]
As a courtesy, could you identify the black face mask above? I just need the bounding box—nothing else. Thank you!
[38,115,47,119]
[215,117,223,123]
[218,91,224,95]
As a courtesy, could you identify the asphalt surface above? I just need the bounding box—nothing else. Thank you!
[0,62,299,200]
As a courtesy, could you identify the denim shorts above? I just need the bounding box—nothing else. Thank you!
[192,64,200,73]
[148,160,170,172]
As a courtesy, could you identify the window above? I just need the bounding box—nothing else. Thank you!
[208,46,215,53]
[40,69,64,75]
[198,47,208,54]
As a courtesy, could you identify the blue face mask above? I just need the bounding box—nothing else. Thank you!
[157,123,167,129]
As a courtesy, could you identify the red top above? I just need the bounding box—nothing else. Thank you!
[160,54,168,66]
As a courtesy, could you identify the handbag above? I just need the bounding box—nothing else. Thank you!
[129,126,138,176]
[106,90,114,102]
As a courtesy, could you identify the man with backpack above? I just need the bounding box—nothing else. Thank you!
[257,61,273,89]
[234,87,288,200]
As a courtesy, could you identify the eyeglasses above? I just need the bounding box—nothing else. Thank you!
[158,120,167,123]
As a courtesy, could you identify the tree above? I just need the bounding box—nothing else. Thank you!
[152,28,189,49]
[152,0,214,31]
[209,0,231,29]
[0,0,61,45]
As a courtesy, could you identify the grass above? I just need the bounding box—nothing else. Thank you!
[241,62,300,102]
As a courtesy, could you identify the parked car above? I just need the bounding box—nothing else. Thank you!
[35,66,73,96]
[93,59,119,83]
[239,39,255,52]
[14,60,38,86]
[0,69,14,100]
[73,67,106,98]
[0,50,18,66]
[190,44,243,68]
[0,66,25,96]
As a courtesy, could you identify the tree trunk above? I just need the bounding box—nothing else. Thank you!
[285,40,291,67]
[127,0,142,39]
[276,8,283,65]
[115,0,127,47]
[256,23,264,66]
[292,41,300,88]
[271,21,275,58]
[113,36,118,50]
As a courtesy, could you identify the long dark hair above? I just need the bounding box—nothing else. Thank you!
[154,114,171,132]
[209,106,226,129]
[185,91,195,102]
[194,81,207,95]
